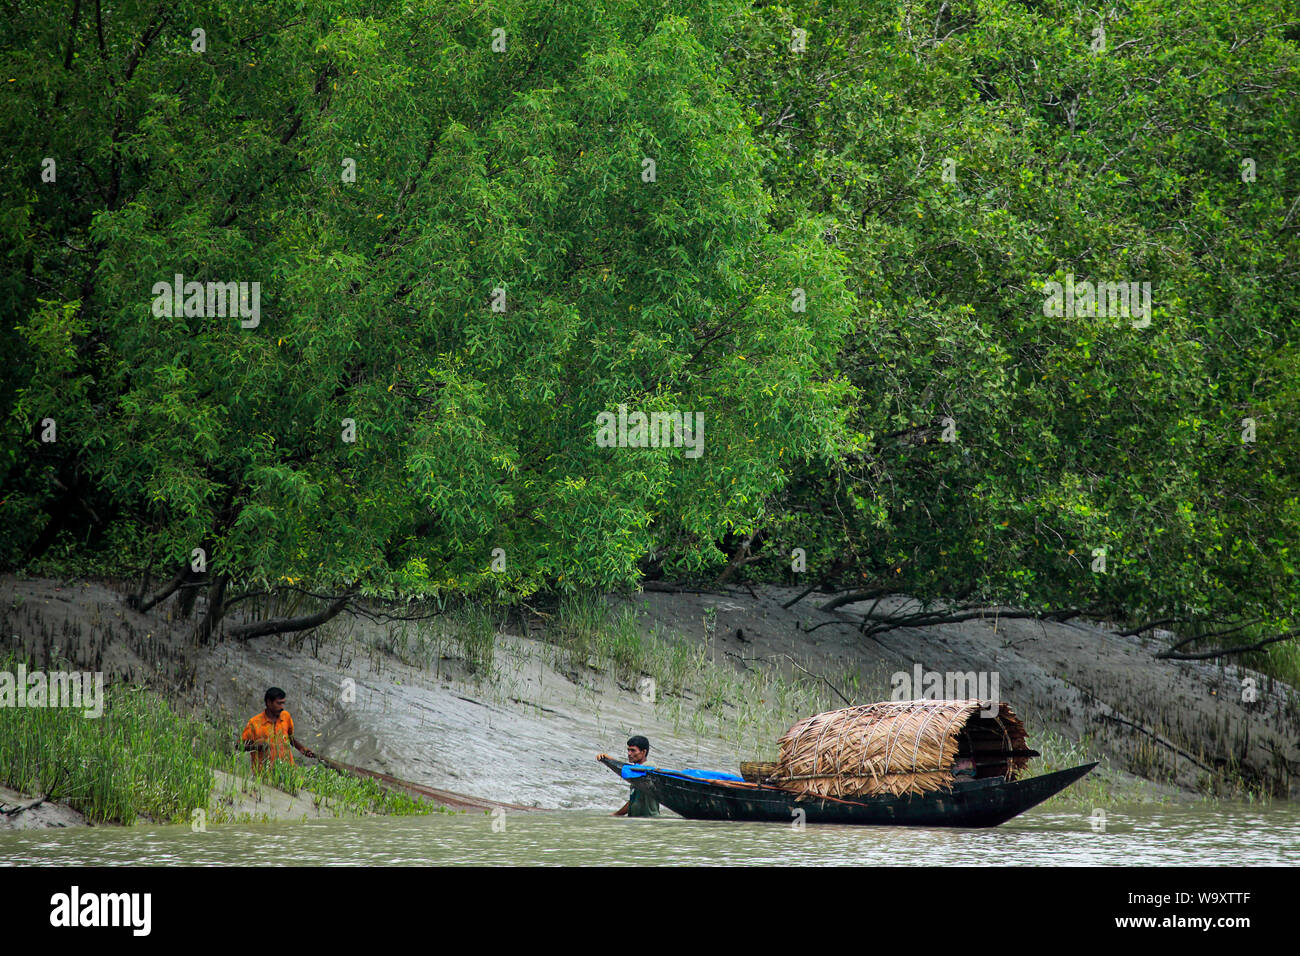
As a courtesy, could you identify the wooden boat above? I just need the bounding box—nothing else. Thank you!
[598,755,1097,827]
[599,699,1097,827]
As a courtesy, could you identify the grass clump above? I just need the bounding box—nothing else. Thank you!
[450,604,499,679]
[544,594,847,749]
[1027,729,1176,810]
[210,752,444,818]
[0,655,215,825]
[0,654,444,825]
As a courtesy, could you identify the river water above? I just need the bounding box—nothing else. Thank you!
[3,803,1297,866]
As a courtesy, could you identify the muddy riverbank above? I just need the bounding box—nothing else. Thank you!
[0,784,87,830]
[0,773,370,831]
[2,575,1297,826]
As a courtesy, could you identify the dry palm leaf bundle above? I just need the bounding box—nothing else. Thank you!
[769,700,1033,798]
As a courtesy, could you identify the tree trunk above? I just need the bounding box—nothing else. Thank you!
[196,573,229,645]
[132,562,185,612]
[176,568,205,618]
[715,528,764,585]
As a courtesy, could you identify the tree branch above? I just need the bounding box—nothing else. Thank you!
[227,587,358,641]
[781,558,847,609]
[714,528,763,585]
[131,562,187,612]
[1155,631,1297,661]
[819,587,891,614]
[861,606,1083,637]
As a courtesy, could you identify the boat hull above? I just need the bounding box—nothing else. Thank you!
[600,758,1097,827]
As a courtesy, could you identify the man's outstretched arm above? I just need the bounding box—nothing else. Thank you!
[241,725,267,753]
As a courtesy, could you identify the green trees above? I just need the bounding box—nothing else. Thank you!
[3,0,1297,651]
[731,0,1300,642]
[2,1,853,633]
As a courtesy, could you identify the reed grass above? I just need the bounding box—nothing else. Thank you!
[451,604,499,679]
[542,594,849,750]
[1027,729,1175,809]
[209,752,441,818]
[0,654,440,825]
[1244,639,1300,693]
[344,593,872,755]
[0,654,215,825]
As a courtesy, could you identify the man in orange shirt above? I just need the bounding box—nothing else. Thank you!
[242,687,317,771]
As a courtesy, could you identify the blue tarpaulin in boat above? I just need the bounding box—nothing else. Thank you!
[621,765,745,782]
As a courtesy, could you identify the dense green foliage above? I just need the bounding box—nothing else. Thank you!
[3,0,1297,646]
[736,0,1300,637]
[1,0,854,609]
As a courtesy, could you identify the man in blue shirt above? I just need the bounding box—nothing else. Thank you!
[612,735,660,817]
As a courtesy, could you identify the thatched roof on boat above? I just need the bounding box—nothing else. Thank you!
[770,700,1032,798]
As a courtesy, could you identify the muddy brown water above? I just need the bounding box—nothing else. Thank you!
[2,803,1297,866]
